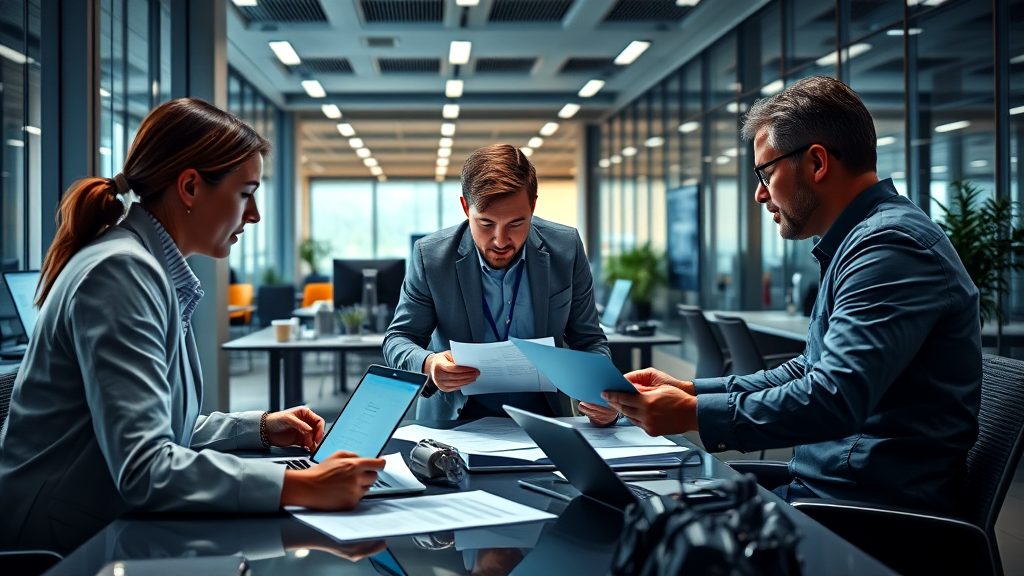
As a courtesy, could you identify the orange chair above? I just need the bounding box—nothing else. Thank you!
[228,283,254,325]
[302,282,333,308]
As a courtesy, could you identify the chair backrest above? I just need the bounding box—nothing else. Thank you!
[1,366,18,432]
[964,354,1024,535]
[712,314,766,376]
[257,284,296,327]
[227,283,254,324]
[677,305,727,378]
[302,282,333,308]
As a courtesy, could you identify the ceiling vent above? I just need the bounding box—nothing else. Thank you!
[233,0,328,23]
[361,0,443,23]
[292,58,354,75]
[364,36,398,48]
[559,57,615,74]
[489,0,574,22]
[474,58,537,74]
[604,0,693,22]
[378,57,441,74]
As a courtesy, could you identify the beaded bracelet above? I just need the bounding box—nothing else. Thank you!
[259,411,271,448]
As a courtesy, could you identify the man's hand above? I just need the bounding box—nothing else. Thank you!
[425,350,481,392]
[265,406,326,452]
[280,451,386,510]
[578,401,620,427]
[624,367,696,395]
[603,386,698,437]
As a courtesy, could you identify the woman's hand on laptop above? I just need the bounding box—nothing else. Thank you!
[578,401,620,427]
[265,406,326,453]
[426,350,481,392]
[280,451,387,510]
[624,368,696,395]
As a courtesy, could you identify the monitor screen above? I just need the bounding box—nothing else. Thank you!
[601,279,632,327]
[333,259,406,309]
[312,368,422,461]
[4,271,41,340]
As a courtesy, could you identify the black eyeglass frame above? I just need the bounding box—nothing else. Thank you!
[753,143,841,188]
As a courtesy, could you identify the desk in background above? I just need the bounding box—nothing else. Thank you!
[224,328,682,411]
[45,432,894,576]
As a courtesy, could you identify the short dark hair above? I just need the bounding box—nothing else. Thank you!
[461,144,537,211]
[741,76,877,174]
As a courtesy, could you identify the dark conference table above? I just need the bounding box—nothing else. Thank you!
[223,328,682,411]
[45,431,893,575]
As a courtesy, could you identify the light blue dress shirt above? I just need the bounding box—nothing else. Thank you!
[476,247,533,342]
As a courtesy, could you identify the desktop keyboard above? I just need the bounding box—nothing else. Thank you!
[274,458,391,488]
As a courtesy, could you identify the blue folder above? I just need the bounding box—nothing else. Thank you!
[510,338,638,407]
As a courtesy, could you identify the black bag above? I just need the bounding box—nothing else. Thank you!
[610,474,802,576]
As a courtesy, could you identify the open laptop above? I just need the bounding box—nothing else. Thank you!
[0,271,41,358]
[600,279,632,333]
[270,364,428,496]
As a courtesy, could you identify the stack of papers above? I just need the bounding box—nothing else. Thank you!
[451,337,557,395]
[290,490,555,542]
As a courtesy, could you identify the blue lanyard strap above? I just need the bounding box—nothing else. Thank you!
[481,259,526,342]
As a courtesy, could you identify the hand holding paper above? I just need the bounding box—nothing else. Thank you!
[510,338,637,407]
[450,337,557,396]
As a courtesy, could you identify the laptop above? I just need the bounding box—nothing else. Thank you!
[600,279,632,333]
[270,364,428,496]
[0,271,41,359]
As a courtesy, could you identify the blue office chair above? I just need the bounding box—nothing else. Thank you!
[734,354,1024,575]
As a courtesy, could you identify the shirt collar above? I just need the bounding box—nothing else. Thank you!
[812,178,898,265]
[476,245,527,274]
[140,207,205,329]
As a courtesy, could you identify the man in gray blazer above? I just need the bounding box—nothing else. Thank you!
[384,144,618,424]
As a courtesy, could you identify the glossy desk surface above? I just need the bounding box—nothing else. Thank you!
[46,423,893,576]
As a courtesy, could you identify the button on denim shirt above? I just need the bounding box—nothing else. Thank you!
[694,179,981,513]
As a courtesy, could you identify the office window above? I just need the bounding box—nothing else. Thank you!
[786,0,837,79]
[622,105,637,250]
[609,115,624,256]
[649,85,667,253]
[758,2,783,90]
[376,181,439,259]
[848,0,902,43]
[709,33,739,109]
[1008,0,1024,317]
[441,180,465,228]
[310,180,374,269]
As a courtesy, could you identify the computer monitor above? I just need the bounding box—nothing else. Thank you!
[601,279,632,328]
[3,271,41,341]
[332,259,406,309]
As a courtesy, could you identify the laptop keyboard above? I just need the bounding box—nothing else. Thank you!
[274,459,390,488]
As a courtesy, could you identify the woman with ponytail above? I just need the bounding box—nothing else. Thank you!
[0,98,385,554]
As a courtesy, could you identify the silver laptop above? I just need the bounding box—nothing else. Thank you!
[600,279,632,333]
[271,364,427,496]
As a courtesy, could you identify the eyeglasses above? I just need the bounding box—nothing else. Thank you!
[753,144,812,189]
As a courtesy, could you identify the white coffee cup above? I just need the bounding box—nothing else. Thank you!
[272,319,293,342]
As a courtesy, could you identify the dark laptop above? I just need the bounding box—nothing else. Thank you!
[600,279,632,332]
[0,271,40,359]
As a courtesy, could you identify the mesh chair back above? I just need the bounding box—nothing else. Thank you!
[964,354,1024,534]
[677,305,727,378]
[257,284,296,327]
[712,314,766,376]
[0,367,17,432]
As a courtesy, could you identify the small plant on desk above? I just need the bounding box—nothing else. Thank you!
[337,306,365,337]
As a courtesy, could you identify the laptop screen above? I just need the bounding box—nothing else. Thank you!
[311,366,424,462]
[3,271,41,340]
[601,279,632,327]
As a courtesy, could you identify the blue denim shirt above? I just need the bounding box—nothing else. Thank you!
[694,179,981,513]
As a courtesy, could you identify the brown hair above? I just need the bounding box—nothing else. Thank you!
[460,144,537,212]
[37,97,270,305]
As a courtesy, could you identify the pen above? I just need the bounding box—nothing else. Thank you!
[616,470,668,479]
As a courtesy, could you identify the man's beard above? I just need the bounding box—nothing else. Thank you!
[775,176,820,240]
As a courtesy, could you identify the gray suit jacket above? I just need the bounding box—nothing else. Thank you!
[383,217,609,420]
[0,206,284,554]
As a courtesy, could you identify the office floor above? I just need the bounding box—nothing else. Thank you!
[227,347,1024,574]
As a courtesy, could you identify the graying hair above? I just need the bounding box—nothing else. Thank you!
[741,76,877,174]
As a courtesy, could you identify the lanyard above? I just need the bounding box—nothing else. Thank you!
[482,259,526,342]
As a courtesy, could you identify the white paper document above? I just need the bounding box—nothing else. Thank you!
[291,490,555,542]
[451,337,558,395]
[391,423,535,453]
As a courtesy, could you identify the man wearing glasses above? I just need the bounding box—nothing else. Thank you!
[605,76,981,513]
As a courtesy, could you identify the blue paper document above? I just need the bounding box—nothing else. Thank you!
[510,338,637,407]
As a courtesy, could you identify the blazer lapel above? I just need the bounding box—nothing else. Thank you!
[456,228,487,343]
[526,227,549,338]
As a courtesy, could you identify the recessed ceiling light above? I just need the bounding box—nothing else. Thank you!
[269,41,301,66]
[528,137,543,148]
[364,158,378,167]
[449,41,472,65]
[539,122,559,136]
[455,0,479,5]
[578,79,605,98]
[598,159,611,168]
[445,79,464,98]
[760,79,784,95]
[678,121,699,133]
[935,120,970,133]
[614,41,651,66]
[436,165,447,175]
[645,136,664,148]
[377,175,387,182]
[301,80,326,98]
[232,0,258,7]
[438,148,452,158]
[970,159,988,168]
[437,157,450,167]
[622,146,638,157]
[370,166,383,176]
[321,104,342,119]
[441,122,456,136]
[716,156,731,165]
[877,136,896,147]
[439,137,453,148]
[442,104,460,119]
[886,27,922,36]
[348,138,364,149]
[891,171,905,179]
[676,0,700,6]
[356,148,371,158]
[520,147,533,157]
[1009,105,1024,116]
[558,103,580,119]
[816,43,871,67]
[610,155,622,164]
[336,123,355,137]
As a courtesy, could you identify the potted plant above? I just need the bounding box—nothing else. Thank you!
[603,242,668,320]
[261,267,283,286]
[934,180,1024,352]
[336,305,366,336]
[298,238,332,284]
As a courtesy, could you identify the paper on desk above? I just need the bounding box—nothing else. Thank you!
[454,520,547,551]
[391,423,535,453]
[451,337,557,395]
[291,490,555,543]
[463,445,688,465]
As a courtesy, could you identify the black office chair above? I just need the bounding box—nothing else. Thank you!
[256,284,296,327]
[735,354,1024,575]
[0,365,17,430]
[711,314,798,376]
[677,305,729,378]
